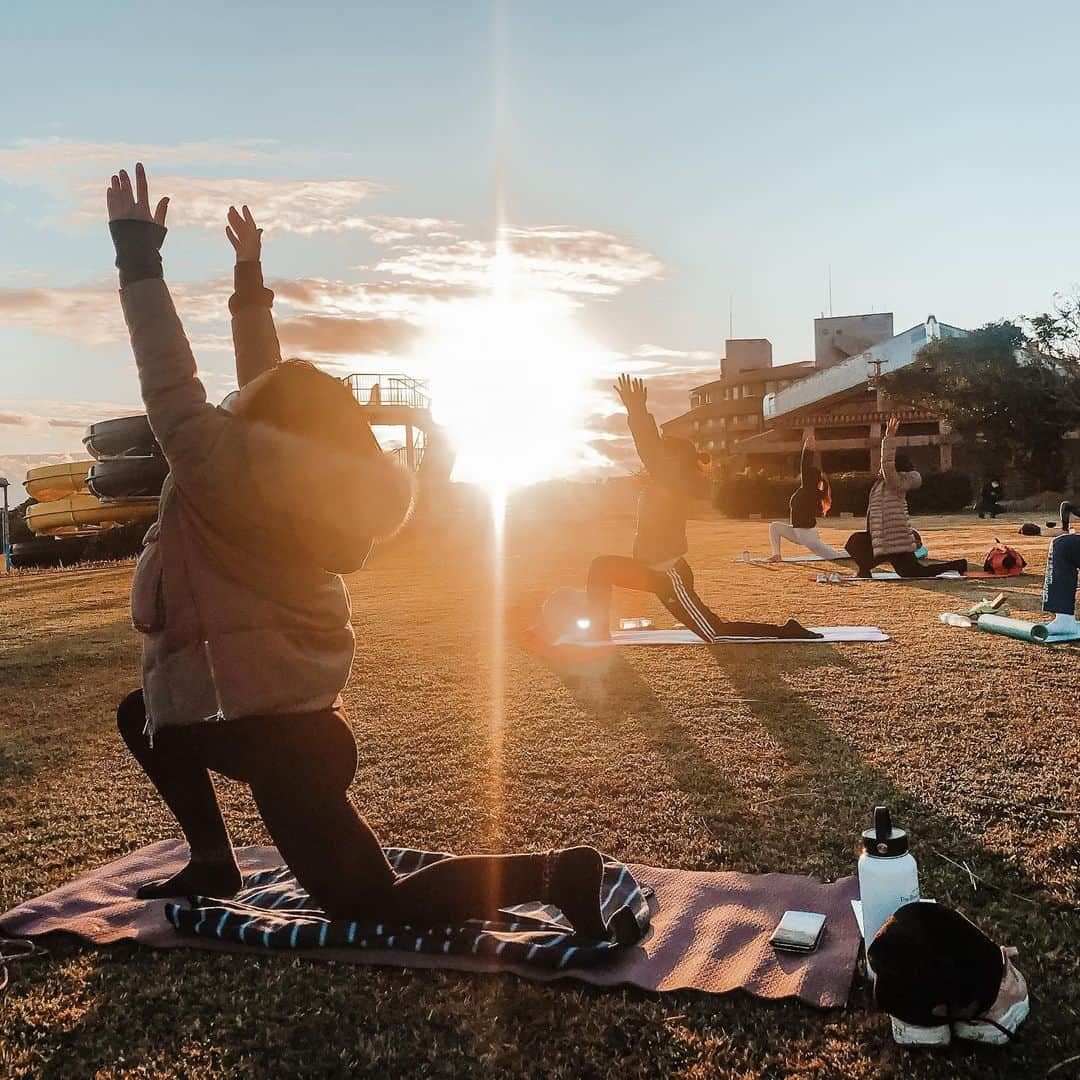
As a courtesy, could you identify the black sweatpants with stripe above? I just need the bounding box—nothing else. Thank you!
[586,555,793,641]
[117,691,573,924]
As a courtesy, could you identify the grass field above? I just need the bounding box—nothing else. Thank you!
[1,502,1078,1078]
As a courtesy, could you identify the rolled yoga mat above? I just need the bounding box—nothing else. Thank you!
[977,614,1050,643]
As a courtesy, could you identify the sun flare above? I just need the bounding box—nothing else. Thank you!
[417,237,610,496]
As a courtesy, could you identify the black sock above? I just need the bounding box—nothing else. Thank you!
[780,619,822,640]
[136,857,242,900]
[548,846,608,939]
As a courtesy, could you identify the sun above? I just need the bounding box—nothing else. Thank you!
[417,242,609,497]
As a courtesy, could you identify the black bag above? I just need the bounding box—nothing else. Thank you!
[868,903,1004,1027]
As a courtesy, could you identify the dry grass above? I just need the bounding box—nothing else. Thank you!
[0,500,1077,1078]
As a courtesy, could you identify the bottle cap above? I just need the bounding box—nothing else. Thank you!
[861,805,909,857]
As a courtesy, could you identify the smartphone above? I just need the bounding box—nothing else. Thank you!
[770,910,826,954]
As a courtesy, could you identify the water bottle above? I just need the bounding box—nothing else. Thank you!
[858,806,920,974]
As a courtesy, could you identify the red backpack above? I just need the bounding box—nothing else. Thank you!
[983,543,1027,576]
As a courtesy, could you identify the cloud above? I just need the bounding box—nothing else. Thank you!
[0,283,125,346]
[0,398,143,467]
[271,276,470,325]
[277,315,421,358]
[632,343,721,373]
[2,140,448,240]
[0,139,279,181]
[0,278,231,345]
[361,216,461,244]
[73,177,389,235]
[375,225,665,297]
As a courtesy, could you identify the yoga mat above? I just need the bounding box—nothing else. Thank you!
[574,627,889,646]
[733,555,849,564]
[838,569,1024,583]
[865,571,964,580]
[0,840,861,1008]
[976,614,1080,644]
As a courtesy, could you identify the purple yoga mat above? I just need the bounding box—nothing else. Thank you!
[0,840,861,1007]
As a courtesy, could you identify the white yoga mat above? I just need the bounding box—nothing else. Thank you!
[867,571,963,580]
[734,554,849,564]
[569,626,890,647]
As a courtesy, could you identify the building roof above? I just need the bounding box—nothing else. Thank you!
[765,318,966,422]
[690,360,813,394]
[731,427,802,451]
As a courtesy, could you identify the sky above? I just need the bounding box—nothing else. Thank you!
[2,1,1079,493]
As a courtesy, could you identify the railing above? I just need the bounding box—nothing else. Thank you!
[343,373,431,410]
[389,442,426,470]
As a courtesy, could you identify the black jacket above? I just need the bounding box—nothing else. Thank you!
[789,443,824,529]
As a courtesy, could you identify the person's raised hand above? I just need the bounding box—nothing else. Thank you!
[106,163,169,225]
[226,205,263,262]
[614,374,648,412]
[886,415,900,437]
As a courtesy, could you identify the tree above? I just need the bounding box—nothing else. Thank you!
[1026,291,1080,363]
[883,321,1080,491]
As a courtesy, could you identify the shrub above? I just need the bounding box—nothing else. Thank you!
[713,471,973,518]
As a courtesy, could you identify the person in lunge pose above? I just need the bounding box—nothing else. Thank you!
[109,164,610,937]
[768,434,847,562]
[585,375,819,641]
[845,417,968,579]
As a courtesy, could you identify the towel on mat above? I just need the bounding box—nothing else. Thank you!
[165,846,649,971]
[0,840,861,1007]
[571,627,889,647]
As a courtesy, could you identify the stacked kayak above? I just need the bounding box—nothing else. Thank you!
[14,415,167,569]
[25,494,158,536]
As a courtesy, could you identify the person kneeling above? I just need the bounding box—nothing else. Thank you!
[109,165,611,938]
[768,434,847,562]
[846,418,968,579]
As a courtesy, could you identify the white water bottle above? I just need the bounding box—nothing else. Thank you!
[858,806,920,974]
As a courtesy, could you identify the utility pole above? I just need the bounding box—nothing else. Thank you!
[868,357,887,412]
[0,477,10,573]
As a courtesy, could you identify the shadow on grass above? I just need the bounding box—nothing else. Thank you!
[3,644,1077,1078]
[704,647,1077,1071]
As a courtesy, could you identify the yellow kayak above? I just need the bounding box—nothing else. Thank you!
[25,494,158,536]
[24,460,94,502]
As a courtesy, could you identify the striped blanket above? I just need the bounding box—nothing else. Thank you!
[165,846,651,972]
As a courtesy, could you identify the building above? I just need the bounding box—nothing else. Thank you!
[733,314,968,476]
[661,338,814,461]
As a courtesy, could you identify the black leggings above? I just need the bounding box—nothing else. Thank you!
[855,551,968,579]
[586,555,794,641]
[118,691,553,923]
[845,531,967,578]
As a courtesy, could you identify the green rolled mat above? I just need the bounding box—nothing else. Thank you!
[977,614,1049,643]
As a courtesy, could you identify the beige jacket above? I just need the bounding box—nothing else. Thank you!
[122,274,413,736]
[867,434,922,557]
